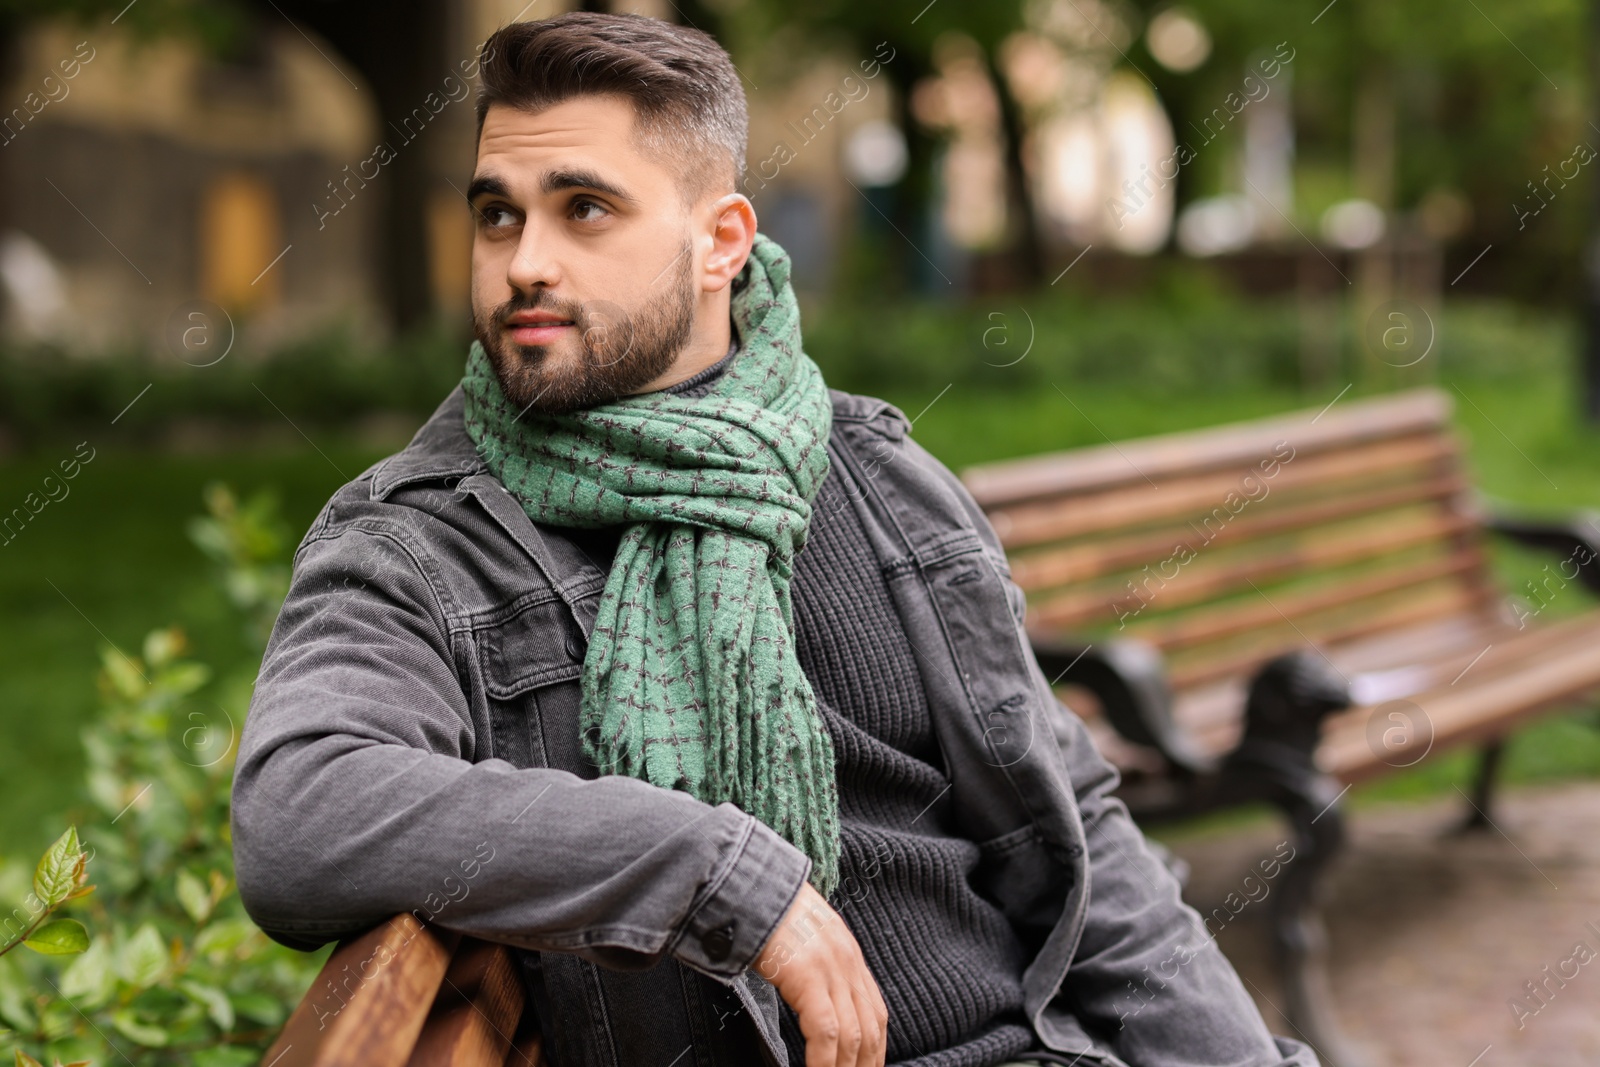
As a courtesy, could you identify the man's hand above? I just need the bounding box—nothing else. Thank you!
[753,881,887,1067]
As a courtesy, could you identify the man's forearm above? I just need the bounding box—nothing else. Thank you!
[233,733,808,978]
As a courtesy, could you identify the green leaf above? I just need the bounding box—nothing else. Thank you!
[84,770,124,820]
[59,939,115,1008]
[100,649,146,701]
[174,870,212,925]
[116,923,166,989]
[179,980,234,1031]
[32,828,82,909]
[14,1051,43,1067]
[155,662,211,697]
[142,628,185,668]
[36,998,75,1040]
[21,920,87,956]
[229,990,285,1027]
[110,1008,169,1048]
[193,919,255,959]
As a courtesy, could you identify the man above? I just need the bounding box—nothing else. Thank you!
[232,13,1316,1067]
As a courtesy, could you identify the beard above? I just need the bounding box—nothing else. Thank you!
[472,241,697,416]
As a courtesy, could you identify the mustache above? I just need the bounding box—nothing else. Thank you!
[490,241,693,330]
[492,289,588,328]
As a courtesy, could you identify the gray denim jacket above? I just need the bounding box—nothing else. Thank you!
[232,385,1316,1067]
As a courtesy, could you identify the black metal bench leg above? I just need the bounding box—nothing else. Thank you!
[1268,776,1372,1067]
[1458,739,1506,832]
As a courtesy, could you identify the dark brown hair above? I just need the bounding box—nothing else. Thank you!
[474,12,747,197]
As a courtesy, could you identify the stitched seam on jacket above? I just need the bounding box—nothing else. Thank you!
[300,519,457,640]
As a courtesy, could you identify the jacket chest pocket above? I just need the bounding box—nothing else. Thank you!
[475,593,593,775]
[918,534,1040,766]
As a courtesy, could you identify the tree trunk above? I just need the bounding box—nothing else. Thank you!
[272,0,453,334]
[881,38,938,295]
[987,50,1044,287]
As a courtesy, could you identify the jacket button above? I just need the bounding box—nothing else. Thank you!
[565,635,586,661]
[701,922,735,963]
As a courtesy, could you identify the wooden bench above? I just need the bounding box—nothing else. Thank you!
[258,914,543,1067]
[959,386,1600,1067]
[263,387,1600,1067]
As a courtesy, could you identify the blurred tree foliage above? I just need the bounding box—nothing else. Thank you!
[687,0,1037,283]
[0,485,319,1066]
[0,0,1588,301]
[696,0,1588,299]
[1138,0,1588,287]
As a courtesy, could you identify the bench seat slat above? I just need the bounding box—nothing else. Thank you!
[1164,580,1489,690]
[1131,550,1485,652]
[1318,614,1600,779]
[405,938,527,1067]
[1164,612,1509,742]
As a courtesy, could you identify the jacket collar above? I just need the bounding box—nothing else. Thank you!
[369,385,486,501]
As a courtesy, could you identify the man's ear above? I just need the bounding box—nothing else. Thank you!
[700,193,757,294]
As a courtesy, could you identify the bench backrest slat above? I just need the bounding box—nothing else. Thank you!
[964,389,1454,506]
[960,388,1503,696]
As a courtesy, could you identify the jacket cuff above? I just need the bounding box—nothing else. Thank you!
[673,807,811,980]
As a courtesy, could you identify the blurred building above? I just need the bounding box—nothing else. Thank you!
[2,13,389,352]
[0,0,905,355]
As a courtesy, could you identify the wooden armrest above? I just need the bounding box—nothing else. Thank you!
[260,915,540,1067]
[1482,501,1600,596]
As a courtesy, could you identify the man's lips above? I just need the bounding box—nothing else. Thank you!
[505,313,576,344]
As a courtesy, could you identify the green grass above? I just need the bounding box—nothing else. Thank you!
[2,361,1598,858]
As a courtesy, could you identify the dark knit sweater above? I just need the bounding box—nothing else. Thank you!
[564,338,1037,1067]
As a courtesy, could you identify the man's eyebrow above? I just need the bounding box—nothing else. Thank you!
[540,168,638,205]
[465,174,510,205]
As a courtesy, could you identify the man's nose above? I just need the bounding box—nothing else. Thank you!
[506,222,561,293]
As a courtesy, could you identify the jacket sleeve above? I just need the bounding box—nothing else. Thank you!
[903,433,1317,1067]
[230,512,809,981]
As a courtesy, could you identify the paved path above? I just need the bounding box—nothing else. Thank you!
[1165,782,1600,1067]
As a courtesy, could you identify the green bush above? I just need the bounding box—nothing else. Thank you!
[0,296,1572,446]
[0,486,321,1066]
[0,319,468,444]
[0,826,93,963]
[801,293,1571,396]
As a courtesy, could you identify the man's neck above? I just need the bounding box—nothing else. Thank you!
[632,307,732,394]
[661,332,739,397]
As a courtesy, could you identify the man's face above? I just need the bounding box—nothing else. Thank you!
[468,96,704,414]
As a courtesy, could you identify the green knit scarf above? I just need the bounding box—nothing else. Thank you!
[460,234,839,895]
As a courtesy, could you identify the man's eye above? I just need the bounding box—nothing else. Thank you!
[479,205,516,229]
[571,198,610,222]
